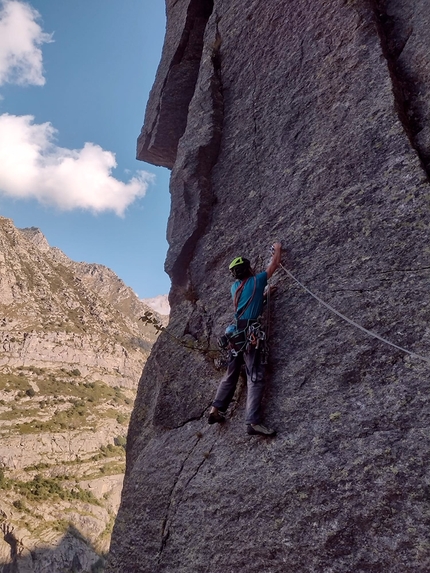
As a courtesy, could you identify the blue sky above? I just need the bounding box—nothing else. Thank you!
[0,0,171,298]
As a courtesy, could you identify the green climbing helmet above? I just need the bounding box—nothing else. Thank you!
[229,256,251,279]
[229,256,247,270]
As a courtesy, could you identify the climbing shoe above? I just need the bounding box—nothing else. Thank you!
[247,423,276,437]
[208,410,226,425]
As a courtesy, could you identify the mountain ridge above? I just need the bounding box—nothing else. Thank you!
[0,216,162,572]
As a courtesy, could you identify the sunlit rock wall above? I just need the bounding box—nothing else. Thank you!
[109,1,430,571]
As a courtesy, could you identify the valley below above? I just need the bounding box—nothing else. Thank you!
[0,217,165,572]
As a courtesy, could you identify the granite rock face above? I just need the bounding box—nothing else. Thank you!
[109,1,430,571]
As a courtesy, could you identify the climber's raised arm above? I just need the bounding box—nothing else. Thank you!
[266,242,282,279]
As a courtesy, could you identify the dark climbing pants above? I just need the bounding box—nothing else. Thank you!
[212,346,266,425]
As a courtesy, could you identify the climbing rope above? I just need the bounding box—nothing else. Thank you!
[278,262,430,365]
[139,311,222,359]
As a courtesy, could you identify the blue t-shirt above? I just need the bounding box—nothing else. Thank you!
[231,272,268,320]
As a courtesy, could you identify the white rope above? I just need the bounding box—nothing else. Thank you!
[279,263,430,365]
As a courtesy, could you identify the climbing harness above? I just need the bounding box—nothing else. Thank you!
[278,262,430,366]
[224,327,248,354]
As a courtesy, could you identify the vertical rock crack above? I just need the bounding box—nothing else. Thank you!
[372,1,430,178]
[157,435,217,563]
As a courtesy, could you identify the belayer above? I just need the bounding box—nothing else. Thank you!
[208,243,282,436]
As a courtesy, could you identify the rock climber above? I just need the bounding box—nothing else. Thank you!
[208,242,282,436]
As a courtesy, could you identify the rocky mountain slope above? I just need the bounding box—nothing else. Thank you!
[108,1,430,572]
[142,294,170,316]
[0,217,163,572]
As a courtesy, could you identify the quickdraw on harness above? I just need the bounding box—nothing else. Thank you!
[247,321,269,364]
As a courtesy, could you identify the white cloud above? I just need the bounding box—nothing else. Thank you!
[0,0,52,86]
[0,113,154,215]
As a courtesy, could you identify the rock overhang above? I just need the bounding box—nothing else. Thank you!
[137,0,215,169]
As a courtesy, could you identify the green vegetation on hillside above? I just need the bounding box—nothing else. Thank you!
[0,472,100,505]
[0,370,132,434]
[0,372,34,393]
